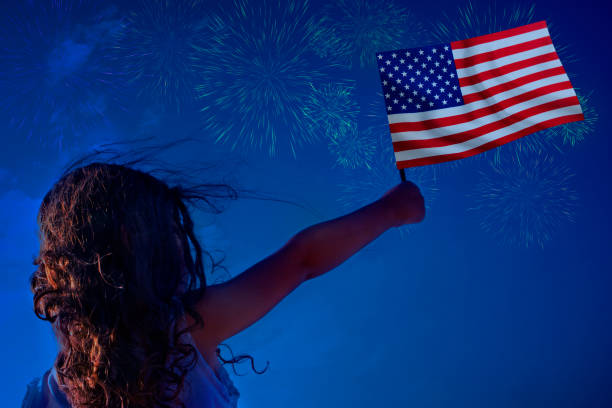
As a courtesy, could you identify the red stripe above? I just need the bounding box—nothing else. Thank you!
[392,96,579,151]
[459,52,559,86]
[462,66,567,104]
[395,114,584,169]
[389,81,573,132]
[454,36,553,69]
[451,21,548,50]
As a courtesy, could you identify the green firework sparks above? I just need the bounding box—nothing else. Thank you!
[468,152,579,249]
[112,0,215,112]
[328,123,378,170]
[309,0,426,70]
[193,0,336,157]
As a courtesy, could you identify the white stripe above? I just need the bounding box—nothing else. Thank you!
[455,44,557,78]
[459,59,563,95]
[388,72,570,124]
[391,88,578,142]
[393,105,583,161]
[452,27,550,59]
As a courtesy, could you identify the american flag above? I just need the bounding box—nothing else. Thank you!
[375,21,584,169]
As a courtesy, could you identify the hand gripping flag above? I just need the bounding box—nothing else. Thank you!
[375,21,584,169]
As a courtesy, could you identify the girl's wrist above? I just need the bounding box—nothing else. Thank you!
[372,198,400,229]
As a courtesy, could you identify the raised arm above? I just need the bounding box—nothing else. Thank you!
[189,181,425,349]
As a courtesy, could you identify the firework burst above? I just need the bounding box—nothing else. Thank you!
[305,81,359,138]
[328,123,379,170]
[0,0,123,150]
[111,0,217,113]
[468,152,579,249]
[309,0,426,70]
[432,0,537,44]
[193,0,337,157]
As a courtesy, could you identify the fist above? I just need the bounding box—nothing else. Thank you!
[377,181,426,227]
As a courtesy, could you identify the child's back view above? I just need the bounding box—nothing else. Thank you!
[22,160,425,407]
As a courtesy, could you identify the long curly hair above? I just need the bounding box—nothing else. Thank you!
[29,157,262,407]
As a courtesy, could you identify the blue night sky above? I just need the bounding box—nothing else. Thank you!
[1,0,610,407]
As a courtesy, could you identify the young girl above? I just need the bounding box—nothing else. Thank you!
[21,160,425,408]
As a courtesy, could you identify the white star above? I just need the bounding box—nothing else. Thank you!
[412,90,418,95]
[378,54,383,59]
[440,53,445,59]
[400,92,405,97]
[394,65,399,71]
[452,85,457,90]
[387,106,392,111]
[385,93,390,98]
[455,97,461,103]
[392,53,397,58]
[432,82,437,87]
[437,75,442,80]
[432,48,437,53]
[444,45,449,51]
[400,58,405,64]
[410,77,416,83]
[440,87,445,93]
[429,102,434,107]
[421,96,426,101]
[416,104,422,109]
[396,78,401,84]
[450,73,456,78]
[388,73,393,78]
[405,51,411,56]
[382,80,388,85]
[434,94,440,100]
[447,59,452,64]
[426,89,432,94]
[429,69,434,74]
[445,80,450,85]
[391,86,396,91]
[401,104,407,110]
[402,71,408,77]
[421,63,426,68]
[404,84,409,90]
[435,61,440,67]
[442,100,447,105]
[415,70,421,76]
[419,49,424,55]
[413,57,418,62]
[426,55,432,61]
[448,92,452,97]
[380,67,385,72]
[424,76,429,81]
[417,83,424,88]
[408,64,413,70]
[393,98,399,104]
[408,98,413,103]
[386,60,391,65]
[442,67,447,72]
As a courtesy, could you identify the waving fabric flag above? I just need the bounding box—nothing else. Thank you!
[375,21,584,169]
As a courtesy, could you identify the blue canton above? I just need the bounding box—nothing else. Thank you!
[376,43,464,114]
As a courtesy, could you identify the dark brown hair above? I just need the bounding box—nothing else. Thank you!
[29,149,264,407]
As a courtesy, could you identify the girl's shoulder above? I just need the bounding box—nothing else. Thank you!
[21,375,43,408]
[21,368,70,408]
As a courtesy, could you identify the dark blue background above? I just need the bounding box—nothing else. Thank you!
[1,0,610,406]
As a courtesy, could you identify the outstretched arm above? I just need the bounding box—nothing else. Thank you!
[190,181,425,349]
